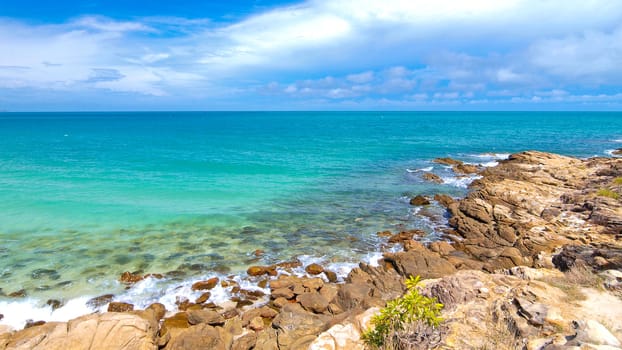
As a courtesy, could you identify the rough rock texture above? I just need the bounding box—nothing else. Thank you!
[0,312,158,350]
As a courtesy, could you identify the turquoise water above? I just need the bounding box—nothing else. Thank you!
[0,111,621,318]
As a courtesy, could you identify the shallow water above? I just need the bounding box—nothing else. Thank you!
[1,111,621,328]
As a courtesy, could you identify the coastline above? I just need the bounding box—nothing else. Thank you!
[2,150,622,349]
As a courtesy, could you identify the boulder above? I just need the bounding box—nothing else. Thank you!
[433,157,463,166]
[247,266,276,276]
[107,302,134,312]
[384,249,456,279]
[410,195,431,206]
[306,263,324,275]
[3,312,158,350]
[164,323,226,350]
[453,163,479,174]
[422,172,443,184]
[434,194,455,207]
[187,309,225,326]
[119,271,144,284]
[272,304,330,349]
[297,292,329,314]
[195,291,211,304]
[191,277,219,291]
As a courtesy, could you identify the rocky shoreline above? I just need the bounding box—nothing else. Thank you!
[1,151,622,349]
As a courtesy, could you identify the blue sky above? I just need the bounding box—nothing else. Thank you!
[1,0,621,111]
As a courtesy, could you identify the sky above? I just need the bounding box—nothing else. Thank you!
[1,0,621,111]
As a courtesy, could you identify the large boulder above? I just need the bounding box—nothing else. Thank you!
[272,304,330,349]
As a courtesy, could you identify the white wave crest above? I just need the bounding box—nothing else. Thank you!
[441,174,482,188]
[406,166,433,173]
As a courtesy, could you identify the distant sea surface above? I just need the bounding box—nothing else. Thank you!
[1,111,621,327]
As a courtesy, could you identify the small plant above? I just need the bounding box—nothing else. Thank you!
[362,276,444,349]
[596,188,620,200]
[613,177,622,186]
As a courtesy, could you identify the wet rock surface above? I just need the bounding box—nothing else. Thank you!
[3,151,622,350]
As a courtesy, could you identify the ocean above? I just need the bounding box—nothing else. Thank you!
[1,111,621,327]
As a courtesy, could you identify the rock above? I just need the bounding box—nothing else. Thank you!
[86,294,115,308]
[388,230,423,243]
[195,291,211,304]
[309,322,364,350]
[8,289,26,298]
[570,320,621,347]
[164,323,226,350]
[272,287,295,300]
[272,304,330,349]
[302,277,325,291]
[273,297,289,308]
[410,195,431,206]
[376,230,392,237]
[336,283,373,310]
[422,172,443,184]
[254,249,265,257]
[147,303,166,321]
[324,270,338,283]
[306,263,324,275]
[187,309,225,326]
[46,299,62,310]
[612,148,622,155]
[232,332,257,350]
[434,157,463,166]
[247,266,275,276]
[248,316,265,331]
[515,297,548,326]
[384,249,456,279]
[24,320,46,329]
[107,301,134,312]
[434,193,455,207]
[3,312,158,350]
[119,271,144,284]
[453,163,480,174]
[191,277,219,291]
[297,292,329,313]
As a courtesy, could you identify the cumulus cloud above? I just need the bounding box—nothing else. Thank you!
[1,0,622,109]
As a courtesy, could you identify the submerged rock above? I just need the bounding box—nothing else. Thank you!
[108,302,134,312]
[433,157,463,166]
[86,294,114,308]
[422,172,443,184]
[191,277,219,291]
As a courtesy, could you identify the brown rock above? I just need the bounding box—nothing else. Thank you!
[305,263,324,275]
[273,297,289,308]
[247,266,274,276]
[187,309,225,326]
[86,294,114,308]
[119,271,144,284]
[376,230,393,237]
[422,172,443,184]
[248,316,265,331]
[271,287,294,299]
[46,299,62,310]
[24,320,46,329]
[388,229,425,243]
[384,249,456,279]
[297,292,329,314]
[107,301,134,312]
[434,193,455,207]
[147,303,166,321]
[323,270,338,283]
[8,289,26,298]
[453,163,480,174]
[195,291,211,304]
[232,332,257,350]
[410,195,430,206]
[434,157,463,166]
[254,249,265,257]
[164,323,225,350]
[191,277,219,291]
[302,277,324,290]
[272,304,330,349]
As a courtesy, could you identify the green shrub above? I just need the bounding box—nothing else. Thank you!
[362,276,444,349]
[613,177,622,186]
[597,188,620,200]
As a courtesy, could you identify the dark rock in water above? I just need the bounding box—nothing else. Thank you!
[434,194,455,207]
[323,270,338,283]
[54,280,73,288]
[612,148,622,155]
[388,230,425,243]
[0,314,3,321]
[191,277,219,291]
[247,265,275,276]
[24,320,46,329]
[107,301,134,312]
[119,271,144,284]
[410,195,431,206]
[422,172,443,184]
[165,270,187,278]
[46,299,62,310]
[433,157,463,166]
[254,249,265,257]
[236,299,254,308]
[195,291,211,304]
[376,230,392,237]
[9,289,26,298]
[86,294,114,308]
[31,268,60,280]
[305,263,324,275]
